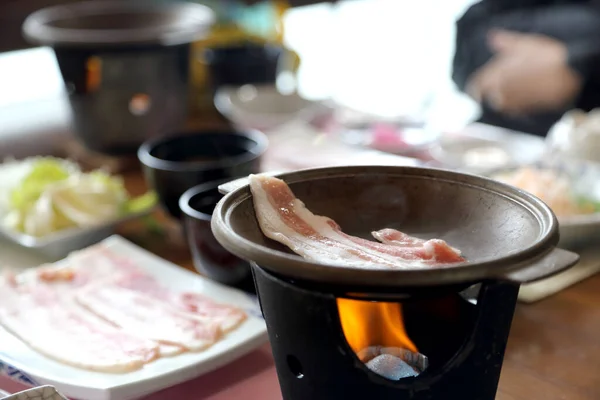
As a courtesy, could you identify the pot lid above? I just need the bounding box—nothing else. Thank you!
[23,1,214,47]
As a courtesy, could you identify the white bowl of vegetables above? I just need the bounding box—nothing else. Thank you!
[0,157,156,259]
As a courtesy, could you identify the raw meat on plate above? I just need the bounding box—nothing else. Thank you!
[67,247,248,334]
[0,278,159,373]
[76,284,222,352]
[0,244,248,373]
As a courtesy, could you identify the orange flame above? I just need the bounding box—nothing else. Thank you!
[337,298,417,354]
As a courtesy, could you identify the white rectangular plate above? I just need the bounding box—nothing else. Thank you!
[0,236,267,400]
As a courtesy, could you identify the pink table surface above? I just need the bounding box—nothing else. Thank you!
[0,344,282,400]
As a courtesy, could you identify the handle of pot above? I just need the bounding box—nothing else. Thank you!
[218,171,287,195]
[498,247,580,284]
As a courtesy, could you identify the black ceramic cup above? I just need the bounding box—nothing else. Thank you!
[179,179,255,292]
[138,129,268,218]
[204,41,283,91]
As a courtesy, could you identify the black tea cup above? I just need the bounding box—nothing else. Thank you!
[180,179,256,293]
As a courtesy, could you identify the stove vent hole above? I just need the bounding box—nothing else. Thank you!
[286,355,304,378]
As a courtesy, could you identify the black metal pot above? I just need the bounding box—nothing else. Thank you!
[211,166,580,290]
[22,1,214,155]
[179,179,256,293]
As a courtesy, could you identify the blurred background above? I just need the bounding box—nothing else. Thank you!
[0,0,480,163]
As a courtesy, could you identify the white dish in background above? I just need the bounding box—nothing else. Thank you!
[546,108,600,163]
[0,208,154,261]
[0,158,155,260]
[214,84,331,131]
[0,236,267,400]
[429,126,546,173]
[485,159,600,249]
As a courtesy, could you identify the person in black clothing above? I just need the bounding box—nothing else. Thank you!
[453,0,600,136]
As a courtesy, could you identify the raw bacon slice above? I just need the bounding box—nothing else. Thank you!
[113,276,247,334]
[173,293,247,333]
[371,228,463,263]
[371,229,425,247]
[76,284,222,352]
[67,246,247,333]
[248,175,465,269]
[109,273,247,333]
[32,255,187,357]
[0,279,159,373]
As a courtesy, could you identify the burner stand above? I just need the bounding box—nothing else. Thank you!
[252,264,519,400]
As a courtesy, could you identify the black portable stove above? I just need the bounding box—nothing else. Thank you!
[210,166,580,400]
[252,264,519,400]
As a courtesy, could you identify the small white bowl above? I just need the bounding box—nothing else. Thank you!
[214,84,330,131]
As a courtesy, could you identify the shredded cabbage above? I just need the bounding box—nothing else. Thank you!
[9,158,73,212]
[2,157,156,237]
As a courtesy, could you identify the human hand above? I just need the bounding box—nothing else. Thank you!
[466,30,582,115]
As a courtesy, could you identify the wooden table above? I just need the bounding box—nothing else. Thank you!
[121,169,600,400]
[0,167,598,400]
